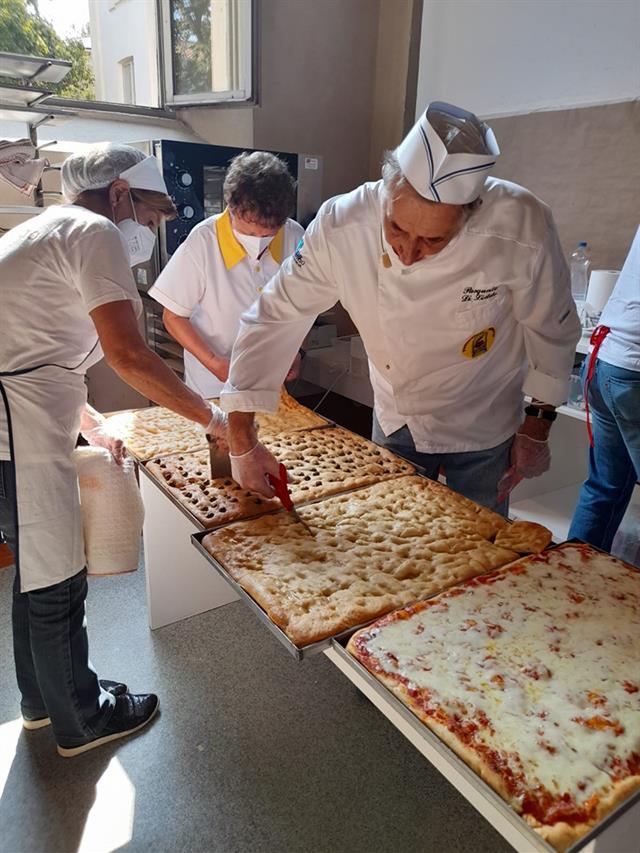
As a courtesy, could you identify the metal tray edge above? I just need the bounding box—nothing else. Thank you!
[138,460,206,531]
[191,530,390,660]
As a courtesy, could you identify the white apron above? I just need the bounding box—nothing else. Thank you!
[0,345,97,592]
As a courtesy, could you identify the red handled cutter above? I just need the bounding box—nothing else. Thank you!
[266,463,314,535]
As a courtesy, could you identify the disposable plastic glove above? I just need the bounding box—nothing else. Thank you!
[229,441,280,497]
[205,402,229,451]
[512,433,551,478]
[81,425,126,465]
[497,433,551,502]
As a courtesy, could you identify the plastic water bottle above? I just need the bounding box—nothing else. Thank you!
[570,241,590,303]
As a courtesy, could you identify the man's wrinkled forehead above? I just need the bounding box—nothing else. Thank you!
[384,182,462,237]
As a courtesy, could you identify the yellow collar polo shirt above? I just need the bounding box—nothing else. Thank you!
[149,209,304,396]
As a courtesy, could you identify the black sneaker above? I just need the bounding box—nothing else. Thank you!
[22,679,129,731]
[57,693,159,758]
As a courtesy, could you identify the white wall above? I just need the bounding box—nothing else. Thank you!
[88,0,159,107]
[416,0,640,118]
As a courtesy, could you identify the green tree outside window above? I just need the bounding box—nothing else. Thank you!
[0,0,95,101]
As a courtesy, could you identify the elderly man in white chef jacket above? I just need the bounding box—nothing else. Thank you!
[220,102,581,512]
[0,144,227,758]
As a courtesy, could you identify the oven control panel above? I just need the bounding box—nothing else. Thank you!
[154,140,299,262]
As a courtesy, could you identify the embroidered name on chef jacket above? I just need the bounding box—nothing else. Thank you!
[461,286,498,303]
[462,327,496,359]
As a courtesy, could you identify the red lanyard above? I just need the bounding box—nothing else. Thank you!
[584,325,611,447]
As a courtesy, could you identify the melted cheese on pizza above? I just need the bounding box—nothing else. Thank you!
[351,545,640,833]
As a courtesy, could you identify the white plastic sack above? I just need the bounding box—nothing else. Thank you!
[74,446,144,576]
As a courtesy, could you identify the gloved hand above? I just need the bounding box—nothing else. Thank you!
[497,433,551,502]
[205,402,229,452]
[81,425,126,466]
[229,441,280,497]
[512,432,551,478]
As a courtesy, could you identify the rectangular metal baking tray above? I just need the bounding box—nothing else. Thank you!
[188,483,519,661]
[191,526,384,660]
[137,459,206,531]
[185,454,524,657]
[328,635,640,853]
[139,419,416,532]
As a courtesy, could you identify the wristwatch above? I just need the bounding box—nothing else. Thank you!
[525,404,557,422]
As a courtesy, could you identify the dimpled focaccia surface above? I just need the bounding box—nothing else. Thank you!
[202,476,516,645]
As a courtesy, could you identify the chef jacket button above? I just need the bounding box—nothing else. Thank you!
[254,264,260,272]
[257,286,263,293]
[385,363,391,370]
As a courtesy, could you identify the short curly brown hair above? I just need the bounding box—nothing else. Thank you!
[223,151,296,229]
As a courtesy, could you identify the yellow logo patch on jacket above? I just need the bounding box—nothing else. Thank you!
[462,327,496,359]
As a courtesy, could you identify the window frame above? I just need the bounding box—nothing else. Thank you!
[159,0,255,107]
[28,0,256,118]
[119,56,136,105]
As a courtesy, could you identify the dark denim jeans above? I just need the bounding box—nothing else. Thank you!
[569,359,640,551]
[0,460,114,747]
[372,414,513,516]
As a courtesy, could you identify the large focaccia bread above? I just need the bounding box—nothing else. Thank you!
[252,390,328,434]
[146,427,414,528]
[202,476,517,645]
[348,544,640,852]
[105,406,204,461]
[106,390,327,461]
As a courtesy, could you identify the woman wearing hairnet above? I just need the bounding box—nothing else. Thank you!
[0,143,227,757]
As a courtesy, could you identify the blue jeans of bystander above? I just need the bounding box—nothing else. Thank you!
[569,359,640,551]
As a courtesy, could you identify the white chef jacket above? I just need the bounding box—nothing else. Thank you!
[597,225,640,373]
[149,209,304,397]
[221,178,581,453]
[0,205,141,590]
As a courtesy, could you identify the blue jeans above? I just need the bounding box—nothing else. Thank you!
[569,359,640,551]
[0,460,114,747]
[372,415,513,516]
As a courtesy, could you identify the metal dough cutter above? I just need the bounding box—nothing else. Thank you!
[207,434,232,479]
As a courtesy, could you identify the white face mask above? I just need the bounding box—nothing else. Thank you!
[232,227,273,260]
[115,193,157,267]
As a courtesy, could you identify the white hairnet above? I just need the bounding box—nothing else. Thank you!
[61,143,146,202]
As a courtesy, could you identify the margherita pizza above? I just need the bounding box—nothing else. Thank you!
[347,543,640,851]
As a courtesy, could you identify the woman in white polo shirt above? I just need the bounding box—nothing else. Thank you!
[149,151,304,397]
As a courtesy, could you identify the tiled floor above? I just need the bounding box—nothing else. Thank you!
[0,561,512,853]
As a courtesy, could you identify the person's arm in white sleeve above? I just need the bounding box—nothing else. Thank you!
[513,217,582,413]
[221,209,340,493]
[498,218,582,498]
[221,212,340,415]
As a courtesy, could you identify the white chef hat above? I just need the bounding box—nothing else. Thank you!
[395,101,500,204]
[61,143,168,201]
